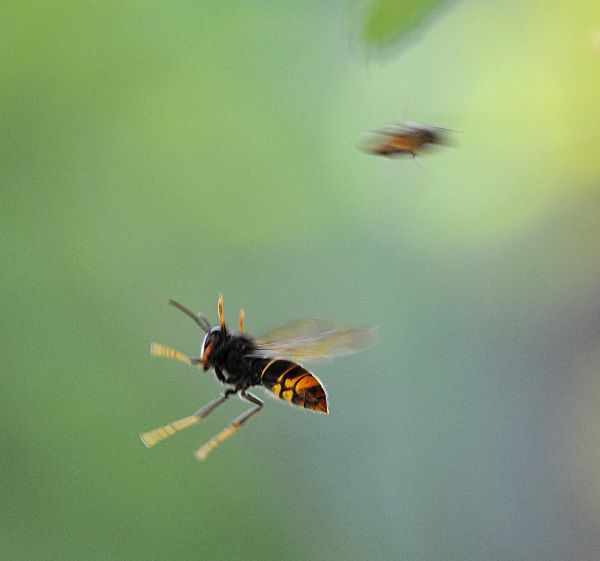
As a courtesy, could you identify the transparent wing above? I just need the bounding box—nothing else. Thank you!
[249,324,378,364]
[376,124,418,136]
[256,317,336,344]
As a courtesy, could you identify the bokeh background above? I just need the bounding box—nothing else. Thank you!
[3,1,600,559]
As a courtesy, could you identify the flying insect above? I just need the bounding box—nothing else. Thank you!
[140,294,378,461]
[361,122,451,158]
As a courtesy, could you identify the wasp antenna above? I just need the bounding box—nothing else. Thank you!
[217,293,226,332]
[403,99,410,122]
[239,309,245,333]
[168,300,211,333]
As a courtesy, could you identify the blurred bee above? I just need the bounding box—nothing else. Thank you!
[140,294,378,461]
[361,122,450,158]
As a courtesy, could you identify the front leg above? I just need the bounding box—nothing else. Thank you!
[214,364,227,384]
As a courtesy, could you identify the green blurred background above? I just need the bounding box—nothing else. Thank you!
[3,1,600,559]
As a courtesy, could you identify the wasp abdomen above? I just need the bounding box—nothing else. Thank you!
[260,359,328,414]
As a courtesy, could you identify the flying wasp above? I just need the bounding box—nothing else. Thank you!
[361,122,451,158]
[140,294,378,461]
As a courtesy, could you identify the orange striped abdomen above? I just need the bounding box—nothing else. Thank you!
[259,359,328,414]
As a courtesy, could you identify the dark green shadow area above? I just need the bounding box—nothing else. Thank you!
[362,0,460,52]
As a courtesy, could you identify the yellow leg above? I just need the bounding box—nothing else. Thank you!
[140,415,201,447]
[140,392,231,448]
[150,342,193,365]
[195,391,263,461]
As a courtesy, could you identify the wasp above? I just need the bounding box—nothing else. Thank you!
[361,122,450,158]
[140,294,378,461]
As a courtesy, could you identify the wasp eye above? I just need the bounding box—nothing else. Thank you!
[202,339,214,362]
[200,334,208,359]
[200,327,222,364]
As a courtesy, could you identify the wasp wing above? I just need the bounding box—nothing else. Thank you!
[376,124,418,136]
[256,317,337,344]
[249,324,378,364]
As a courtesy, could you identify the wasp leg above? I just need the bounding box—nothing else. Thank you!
[168,300,211,333]
[150,342,193,365]
[195,391,263,461]
[140,389,237,448]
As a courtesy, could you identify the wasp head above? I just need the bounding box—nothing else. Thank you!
[416,128,438,144]
[200,326,225,370]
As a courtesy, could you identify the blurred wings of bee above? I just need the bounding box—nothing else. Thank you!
[360,122,452,158]
[248,317,378,363]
